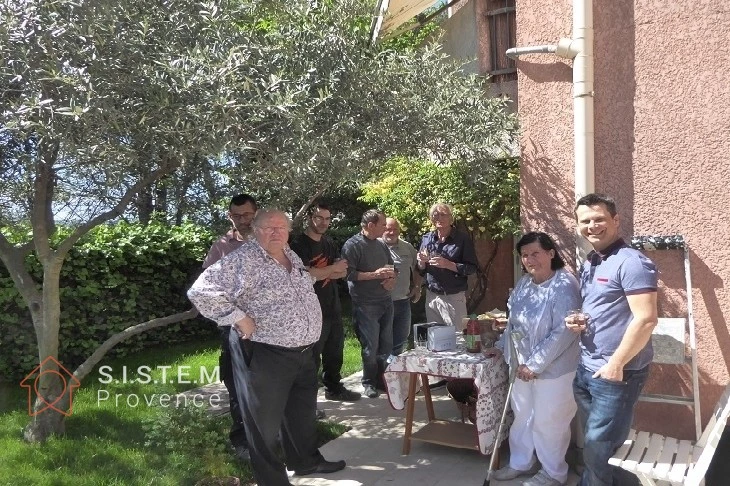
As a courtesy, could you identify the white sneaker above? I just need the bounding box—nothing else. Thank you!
[522,469,564,486]
[490,463,540,481]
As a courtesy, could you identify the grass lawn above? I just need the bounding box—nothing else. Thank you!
[0,310,362,486]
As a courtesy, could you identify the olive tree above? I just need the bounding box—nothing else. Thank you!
[0,0,518,442]
[0,0,285,440]
[218,0,519,221]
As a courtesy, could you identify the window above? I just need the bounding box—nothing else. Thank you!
[486,0,516,83]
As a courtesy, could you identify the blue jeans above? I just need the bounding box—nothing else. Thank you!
[573,363,649,486]
[352,298,393,388]
[392,298,411,355]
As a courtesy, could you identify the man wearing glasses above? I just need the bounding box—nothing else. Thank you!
[201,193,257,462]
[416,203,478,330]
[203,194,258,268]
[190,209,347,485]
[290,203,361,402]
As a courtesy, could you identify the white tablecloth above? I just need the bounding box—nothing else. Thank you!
[383,345,511,454]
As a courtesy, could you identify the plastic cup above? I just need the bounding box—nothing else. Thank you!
[566,309,590,332]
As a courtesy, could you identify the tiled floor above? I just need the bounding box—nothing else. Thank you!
[289,371,580,486]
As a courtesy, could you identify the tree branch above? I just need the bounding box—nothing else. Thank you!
[56,160,181,257]
[0,231,42,307]
[30,139,59,261]
[73,307,200,382]
[292,183,329,227]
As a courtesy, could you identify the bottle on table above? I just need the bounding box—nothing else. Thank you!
[465,314,481,353]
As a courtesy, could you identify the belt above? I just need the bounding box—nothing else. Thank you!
[427,287,463,296]
[262,342,315,353]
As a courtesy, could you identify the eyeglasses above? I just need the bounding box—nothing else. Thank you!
[258,226,289,235]
[431,212,451,219]
[312,216,331,222]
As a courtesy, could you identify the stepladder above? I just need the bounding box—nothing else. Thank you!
[630,235,701,441]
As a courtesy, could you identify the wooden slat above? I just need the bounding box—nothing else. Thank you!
[410,420,479,451]
[652,436,678,480]
[622,431,651,471]
[639,393,694,405]
[697,383,730,448]
[683,445,704,486]
[612,383,730,485]
[686,383,730,484]
[667,440,693,484]
[610,429,637,466]
[637,433,668,475]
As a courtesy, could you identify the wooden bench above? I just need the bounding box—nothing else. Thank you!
[609,382,730,485]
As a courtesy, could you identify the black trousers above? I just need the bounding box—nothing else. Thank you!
[315,313,344,393]
[229,329,322,486]
[219,325,249,449]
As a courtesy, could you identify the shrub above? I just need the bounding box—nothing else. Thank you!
[143,403,233,479]
[0,221,216,381]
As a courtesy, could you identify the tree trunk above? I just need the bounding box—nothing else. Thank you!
[11,155,183,442]
[20,308,200,442]
[136,186,153,225]
[467,237,499,313]
[22,258,67,441]
[23,386,70,441]
[154,178,168,217]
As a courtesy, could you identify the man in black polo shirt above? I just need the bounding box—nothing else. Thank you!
[417,202,478,329]
[290,203,361,402]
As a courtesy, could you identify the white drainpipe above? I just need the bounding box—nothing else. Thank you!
[566,0,594,263]
[504,0,594,263]
[506,45,557,59]
[569,0,595,202]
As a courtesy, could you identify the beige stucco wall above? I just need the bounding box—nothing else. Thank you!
[441,0,480,75]
[511,0,730,439]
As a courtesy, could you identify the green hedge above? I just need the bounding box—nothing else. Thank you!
[0,222,217,382]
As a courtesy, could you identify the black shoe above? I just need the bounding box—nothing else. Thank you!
[363,385,380,398]
[294,459,346,476]
[428,379,448,389]
[315,408,326,420]
[325,387,361,401]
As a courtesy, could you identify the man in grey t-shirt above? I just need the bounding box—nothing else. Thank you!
[567,193,658,486]
[341,210,396,398]
[380,218,421,355]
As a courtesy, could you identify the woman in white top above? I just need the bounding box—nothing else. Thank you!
[484,232,581,486]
